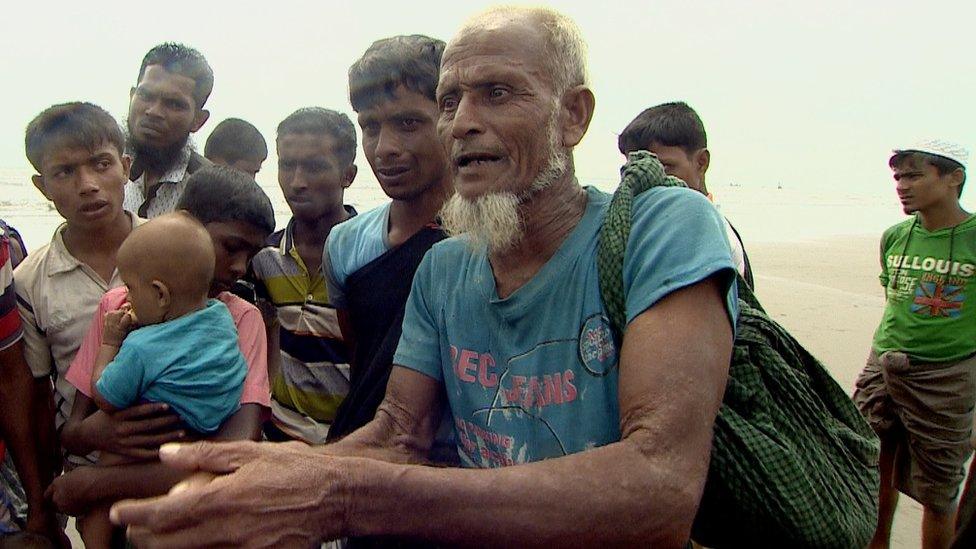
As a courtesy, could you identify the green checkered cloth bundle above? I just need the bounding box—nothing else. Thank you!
[597,151,880,548]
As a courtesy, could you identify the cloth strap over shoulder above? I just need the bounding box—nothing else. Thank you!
[597,151,880,548]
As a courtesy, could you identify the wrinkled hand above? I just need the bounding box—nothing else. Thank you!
[111,441,348,548]
[45,466,97,516]
[103,304,137,347]
[87,402,184,459]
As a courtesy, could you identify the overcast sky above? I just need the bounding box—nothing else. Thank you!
[1,0,973,195]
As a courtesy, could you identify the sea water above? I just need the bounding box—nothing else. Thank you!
[0,166,947,252]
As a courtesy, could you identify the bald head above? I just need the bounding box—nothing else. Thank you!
[118,212,215,310]
[450,6,588,94]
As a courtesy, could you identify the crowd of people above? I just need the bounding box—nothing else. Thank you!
[0,5,973,548]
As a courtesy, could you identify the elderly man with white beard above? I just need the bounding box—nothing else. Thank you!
[111,6,738,547]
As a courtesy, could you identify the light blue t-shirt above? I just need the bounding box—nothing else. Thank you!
[323,202,391,309]
[394,186,738,468]
[96,300,247,433]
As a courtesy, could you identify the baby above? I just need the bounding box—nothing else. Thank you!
[83,212,247,548]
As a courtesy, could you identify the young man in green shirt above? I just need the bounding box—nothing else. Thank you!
[854,139,973,549]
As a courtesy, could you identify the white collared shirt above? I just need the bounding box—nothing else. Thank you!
[14,212,144,439]
[123,146,192,218]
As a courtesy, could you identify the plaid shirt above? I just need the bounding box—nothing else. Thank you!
[0,220,23,351]
[0,219,26,533]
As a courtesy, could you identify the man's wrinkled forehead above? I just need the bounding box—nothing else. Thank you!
[446,21,545,60]
[438,56,541,91]
[439,25,549,89]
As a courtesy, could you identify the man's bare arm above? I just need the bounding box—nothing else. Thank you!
[342,276,732,546]
[114,276,732,548]
[49,403,265,515]
[61,392,183,459]
[32,379,60,482]
[212,402,264,442]
[317,366,442,464]
[0,342,60,538]
[84,402,264,500]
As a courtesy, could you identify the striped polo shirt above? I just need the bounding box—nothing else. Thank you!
[251,213,354,443]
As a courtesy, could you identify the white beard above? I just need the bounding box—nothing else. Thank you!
[441,191,523,252]
[441,106,569,253]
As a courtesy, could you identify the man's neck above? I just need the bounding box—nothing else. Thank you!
[490,174,588,299]
[134,145,189,191]
[918,201,970,231]
[698,177,709,196]
[292,207,350,251]
[61,211,132,263]
[387,177,452,247]
[140,163,175,194]
[141,170,162,191]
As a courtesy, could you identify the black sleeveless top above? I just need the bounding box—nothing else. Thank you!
[328,224,447,440]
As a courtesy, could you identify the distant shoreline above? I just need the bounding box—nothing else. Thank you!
[0,161,936,251]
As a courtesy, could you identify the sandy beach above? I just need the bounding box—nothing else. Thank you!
[750,235,923,548]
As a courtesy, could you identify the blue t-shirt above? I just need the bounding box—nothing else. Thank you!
[96,300,247,433]
[324,202,391,309]
[394,186,738,468]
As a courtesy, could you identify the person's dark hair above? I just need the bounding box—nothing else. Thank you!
[890,151,967,196]
[618,101,707,156]
[349,35,445,112]
[137,43,214,109]
[276,108,357,167]
[176,166,275,235]
[205,118,268,163]
[25,102,125,172]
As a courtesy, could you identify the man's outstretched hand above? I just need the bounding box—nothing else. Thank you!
[111,440,349,548]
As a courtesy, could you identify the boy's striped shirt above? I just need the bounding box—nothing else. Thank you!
[251,214,354,443]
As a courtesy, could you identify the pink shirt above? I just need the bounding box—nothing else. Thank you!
[67,287,271,409]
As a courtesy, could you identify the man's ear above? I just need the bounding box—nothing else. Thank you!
[129,86,137,101]
[695,148,711,179]
[948,168,966,196]
[121,154,133,179]
[190,109,210,133]
[559,85,596,148]
[31,174,51,201]
[152,280,171,310]
[342,164,358,189]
